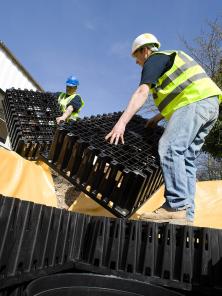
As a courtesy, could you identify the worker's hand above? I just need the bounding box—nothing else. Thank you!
[105,121,126,145]
[56,116,66,125]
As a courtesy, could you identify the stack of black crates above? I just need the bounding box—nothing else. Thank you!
[3,88,61,159]
[0,195,222,296]
[0,195,90,296]
[2,89,222,295]
[40,112,164,218]
[3,88,164,217]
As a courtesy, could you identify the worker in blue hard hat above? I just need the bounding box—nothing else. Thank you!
[56,76,85,124]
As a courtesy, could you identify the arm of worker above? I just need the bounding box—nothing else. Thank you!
[56,105,74,124]
[105,84,149,145]
[146,113,164,128]
[67,95,82,112]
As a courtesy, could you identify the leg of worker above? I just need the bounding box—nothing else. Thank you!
[185,98,219,220]
[158,103,198,212]
[160,97,219,218]
[183,146,196,221]
[140,96,219,221]
[140,104,198,221]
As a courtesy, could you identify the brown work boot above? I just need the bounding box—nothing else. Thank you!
[169,219,193,226]
[139,204,187,223]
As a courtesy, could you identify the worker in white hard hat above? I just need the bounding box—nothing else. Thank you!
[105,33,221,224]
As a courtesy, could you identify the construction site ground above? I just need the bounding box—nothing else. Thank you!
[52,170,81,209]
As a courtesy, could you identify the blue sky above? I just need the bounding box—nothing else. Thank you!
[0,0,221,117]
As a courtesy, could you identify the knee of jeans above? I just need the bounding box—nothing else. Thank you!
[158,140,182,161]
[158,138,169,159]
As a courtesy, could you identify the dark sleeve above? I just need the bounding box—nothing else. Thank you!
[67,95,82,111]
[140,54,173,86]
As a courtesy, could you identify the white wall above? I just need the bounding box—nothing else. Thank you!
[0,47,39,92]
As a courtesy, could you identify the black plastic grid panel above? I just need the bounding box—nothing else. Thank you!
[3,89,62,160]
[40,112,164,218]
[76,216,222,294]
[0,196,222,295]
[0,285,25,296]
[0,195,90,290]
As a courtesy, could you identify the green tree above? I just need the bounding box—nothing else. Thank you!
[182,18,222,159]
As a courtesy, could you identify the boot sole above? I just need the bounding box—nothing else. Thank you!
[139,218,193,226]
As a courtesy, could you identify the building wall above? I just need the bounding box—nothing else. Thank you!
[0,42,44,122]
[0,42,43,138]
[0,44,42,92]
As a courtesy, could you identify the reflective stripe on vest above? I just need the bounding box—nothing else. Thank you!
[58,93,85,121]
[150,50,222,120]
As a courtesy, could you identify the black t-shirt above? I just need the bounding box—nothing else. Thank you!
[54,92,82,111]
[140,53,175,87]
[67,94,82,111]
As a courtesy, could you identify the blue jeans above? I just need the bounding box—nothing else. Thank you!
[158,96,219,221]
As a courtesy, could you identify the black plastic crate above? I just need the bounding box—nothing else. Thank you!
[0,196,222,295]
[0,285,25,296]
[3,89,61,160]
[40,113,164,218]
[0,195,90,289]
[75,218,222,294]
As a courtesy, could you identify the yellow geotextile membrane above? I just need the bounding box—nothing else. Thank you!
[69,180,222,229]
[0,147,57,207]
[1,144,220,228]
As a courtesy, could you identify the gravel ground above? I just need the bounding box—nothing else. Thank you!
[51,170,81,209]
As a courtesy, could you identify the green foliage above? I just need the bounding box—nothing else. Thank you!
[185,18,222,159]
[212,59,222,89]
[204,58,222,158]
[203,118,222,158]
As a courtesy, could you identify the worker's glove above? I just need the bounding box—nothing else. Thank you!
[145,116,158,128]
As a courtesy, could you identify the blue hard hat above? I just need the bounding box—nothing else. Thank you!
[66,75,79,87]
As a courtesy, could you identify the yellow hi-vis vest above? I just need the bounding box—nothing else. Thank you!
[150,50,222,120]
[58,92,85,121]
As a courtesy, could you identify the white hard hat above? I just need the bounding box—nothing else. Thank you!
[131,33,161,56]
